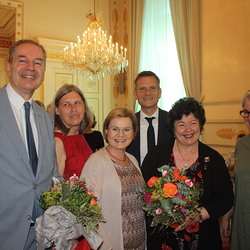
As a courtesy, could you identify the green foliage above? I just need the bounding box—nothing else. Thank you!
[39,176,104,233]
[143,165,201,229]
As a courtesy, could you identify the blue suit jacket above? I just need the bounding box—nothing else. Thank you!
[0,86,59,250]
[126,108,173,165]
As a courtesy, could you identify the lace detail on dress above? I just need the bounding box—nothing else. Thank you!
[114,159,145,250]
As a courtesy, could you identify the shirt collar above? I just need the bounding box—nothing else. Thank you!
[6,83,33,110]
[140,108,159,119]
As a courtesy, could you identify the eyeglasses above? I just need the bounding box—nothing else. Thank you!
[108,127,134,136]
[240,110,250,118]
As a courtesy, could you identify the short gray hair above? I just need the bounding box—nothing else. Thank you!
[241,90,250,107]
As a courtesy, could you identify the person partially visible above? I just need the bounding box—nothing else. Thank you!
[141,97,234,250]
[46,102,52,114]
[52,84,93,180]
[84,114,105,152]
[34,99,45,109]
[81,108,146,250]
[0,39,59,250]
[225,132,246,177]
[126,71,173,166]
[230,90,250,250]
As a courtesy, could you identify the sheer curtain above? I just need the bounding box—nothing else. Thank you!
[136,0,186,112]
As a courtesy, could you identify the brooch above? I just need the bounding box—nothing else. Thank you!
[204,156,210,170]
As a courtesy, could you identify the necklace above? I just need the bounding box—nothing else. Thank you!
[106,147,127,162]
[176,142,198,169]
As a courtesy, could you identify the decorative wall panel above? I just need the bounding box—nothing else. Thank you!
[36,37,107,131]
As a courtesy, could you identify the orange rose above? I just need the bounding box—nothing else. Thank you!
[173,168,187,181]
[147,177,160,187]
[162,182,178,198]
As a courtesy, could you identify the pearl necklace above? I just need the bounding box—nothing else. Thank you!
[106,147,127,162]
[176,142,198,169]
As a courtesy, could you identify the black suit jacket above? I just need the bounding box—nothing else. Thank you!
[126,108,173,165]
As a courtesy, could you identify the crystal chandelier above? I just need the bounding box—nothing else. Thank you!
[63,3,128,79]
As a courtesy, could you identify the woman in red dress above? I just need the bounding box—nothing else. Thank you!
[52,84,93,249]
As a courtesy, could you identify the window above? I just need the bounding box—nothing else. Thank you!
[136,0,186,111]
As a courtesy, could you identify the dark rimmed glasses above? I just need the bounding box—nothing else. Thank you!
[239,110,250,118]
[108,127,134,136]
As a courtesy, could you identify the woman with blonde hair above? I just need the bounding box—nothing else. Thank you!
[81,107,146,250]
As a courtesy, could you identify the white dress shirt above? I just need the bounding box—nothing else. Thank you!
[140,108,159,164]
[6,83,39,157]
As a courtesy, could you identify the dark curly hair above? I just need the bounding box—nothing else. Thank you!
[167,97,206,134]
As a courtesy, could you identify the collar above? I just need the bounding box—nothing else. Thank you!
[140,108,159,119]
[6,83,33,110]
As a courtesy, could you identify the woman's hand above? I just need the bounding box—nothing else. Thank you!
[174,212,201,232]
[219,207,233,242]
[175,207,209,232]
[219,217,231,242]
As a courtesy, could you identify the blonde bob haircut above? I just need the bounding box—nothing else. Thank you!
[103,107,138,143]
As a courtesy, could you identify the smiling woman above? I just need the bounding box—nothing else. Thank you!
[141,97,234,250]
[51,84,93,180]
[80,107,146,249]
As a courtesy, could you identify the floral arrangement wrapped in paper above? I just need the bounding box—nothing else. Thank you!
[143,165,201,230]
[36,174,104,250]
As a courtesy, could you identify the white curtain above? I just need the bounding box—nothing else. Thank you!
[136,0,186,112]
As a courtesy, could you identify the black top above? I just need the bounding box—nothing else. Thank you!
[84,130,104,152]
[141,140,234,250]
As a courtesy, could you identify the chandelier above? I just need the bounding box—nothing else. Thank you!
[63,3,128,79]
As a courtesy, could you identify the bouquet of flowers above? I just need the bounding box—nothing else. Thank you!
[36,174,104,250]
[143,165,201,229]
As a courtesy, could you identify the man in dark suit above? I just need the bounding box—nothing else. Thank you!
[127,71,173,166]
[0,40,59,250]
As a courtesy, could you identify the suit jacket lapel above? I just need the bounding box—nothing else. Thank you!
[157,109,162,142]
[32,103,49,177]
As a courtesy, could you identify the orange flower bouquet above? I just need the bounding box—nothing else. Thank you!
[143,165,201,229]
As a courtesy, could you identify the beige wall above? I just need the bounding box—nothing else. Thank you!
[201,0,250,157]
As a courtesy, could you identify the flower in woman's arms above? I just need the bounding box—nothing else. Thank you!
[162,183,178,198]
[185,179,194,187]
[156,208,163,215]
[147,176,160,187]
[69,174,78,182]
[142,165,201,230]
[173,168,187,181]
[162,170,168,176]
[145,192,155,206]
[39,175,104,233]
